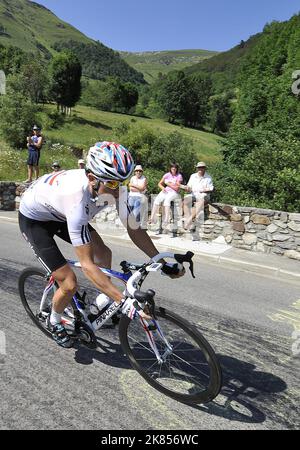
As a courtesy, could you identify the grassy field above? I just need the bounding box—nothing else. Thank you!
[0,104,222,182]
[43,105,222,160]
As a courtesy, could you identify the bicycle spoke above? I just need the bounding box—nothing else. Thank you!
[124,311,217,397]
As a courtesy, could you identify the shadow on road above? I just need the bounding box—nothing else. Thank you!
[73,332,131,369]
[2,260,293,428]
[190,354,288,426]
[73,333,288,427]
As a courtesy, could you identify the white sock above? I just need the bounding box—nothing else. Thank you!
[50,310,62,326]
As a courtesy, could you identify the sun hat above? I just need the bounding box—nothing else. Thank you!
[134,165,143,172]
[196,161,207,168]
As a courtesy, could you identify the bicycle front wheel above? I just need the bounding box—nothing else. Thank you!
[119,306,222,404]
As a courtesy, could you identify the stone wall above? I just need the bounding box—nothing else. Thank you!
[1,181,299,261]
[0,182,27,211]
[94,202,300,261]
[202,203,300,260]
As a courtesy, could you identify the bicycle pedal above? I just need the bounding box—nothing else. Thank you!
[37,312,48,322]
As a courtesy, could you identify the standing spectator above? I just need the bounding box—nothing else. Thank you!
[25,125,43,183]
[128,165,148,228]
[51,161,61,172]
[183,161,214,230]
[150,163,183,229]
[78,159,85,169]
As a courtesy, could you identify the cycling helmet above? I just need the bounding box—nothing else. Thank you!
[86,141,134,182]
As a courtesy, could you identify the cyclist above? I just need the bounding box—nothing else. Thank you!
[19,142,184,348]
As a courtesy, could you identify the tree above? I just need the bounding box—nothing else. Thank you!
[0,75,37,148]
[209,95,233,134]
[80,77,138,113]
[122,82,139,113]
[49,51,82,114]
[183,74,212,128]
[156,71,189,123]
[20,62,49,104]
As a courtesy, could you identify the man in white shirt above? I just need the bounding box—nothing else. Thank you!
[183,162,214,230]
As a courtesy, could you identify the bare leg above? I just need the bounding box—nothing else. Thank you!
[51,264,77,314]
[34,165,39,180]
[27,165,33,182]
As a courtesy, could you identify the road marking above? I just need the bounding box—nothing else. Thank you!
[268,299,300,332]
[119,370,192,429]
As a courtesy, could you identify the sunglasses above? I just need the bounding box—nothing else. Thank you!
[104,180,120,190]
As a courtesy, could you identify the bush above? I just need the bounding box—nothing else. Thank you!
[0,141,27,181]
[213,129,300,212]
[0,92,38,148]
[113,122,197,192]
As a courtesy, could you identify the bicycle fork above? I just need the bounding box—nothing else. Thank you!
[139,316,173,364]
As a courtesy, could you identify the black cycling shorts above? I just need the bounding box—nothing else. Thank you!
[19,212,95,273]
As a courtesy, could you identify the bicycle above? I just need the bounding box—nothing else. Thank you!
[18,251,222,404]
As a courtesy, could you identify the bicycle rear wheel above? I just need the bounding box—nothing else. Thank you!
[18,267,55,338]
[119,306,222,404]
[19,267,101,348]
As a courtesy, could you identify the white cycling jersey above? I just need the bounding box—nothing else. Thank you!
[19,170,110,246]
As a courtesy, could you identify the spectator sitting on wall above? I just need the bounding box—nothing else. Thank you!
[150,163,183,230]
[183,161,214,231]
[128,165,148,228]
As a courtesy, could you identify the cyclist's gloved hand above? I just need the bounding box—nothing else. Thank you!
[161,262,185,279]
[121,297,151,320]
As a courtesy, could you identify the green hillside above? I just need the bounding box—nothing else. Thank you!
[121,49,218,83]
[0,0,145,83]
[0,0,91,55]
[184,33,262,92]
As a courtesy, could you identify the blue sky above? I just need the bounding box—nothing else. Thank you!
[36,0,300,52]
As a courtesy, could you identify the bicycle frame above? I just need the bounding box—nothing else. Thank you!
[39,257,173,361]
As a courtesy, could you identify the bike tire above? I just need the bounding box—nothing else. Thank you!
[119,306,222,404]
[19,267,100,349]
[18,267,55,339]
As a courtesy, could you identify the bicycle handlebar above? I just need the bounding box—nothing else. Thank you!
[151,251,195,279]
[126,251,195,299]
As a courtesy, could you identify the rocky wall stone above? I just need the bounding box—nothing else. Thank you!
[2,185,300,262]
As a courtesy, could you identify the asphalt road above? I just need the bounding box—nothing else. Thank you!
[0,218,299,430]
